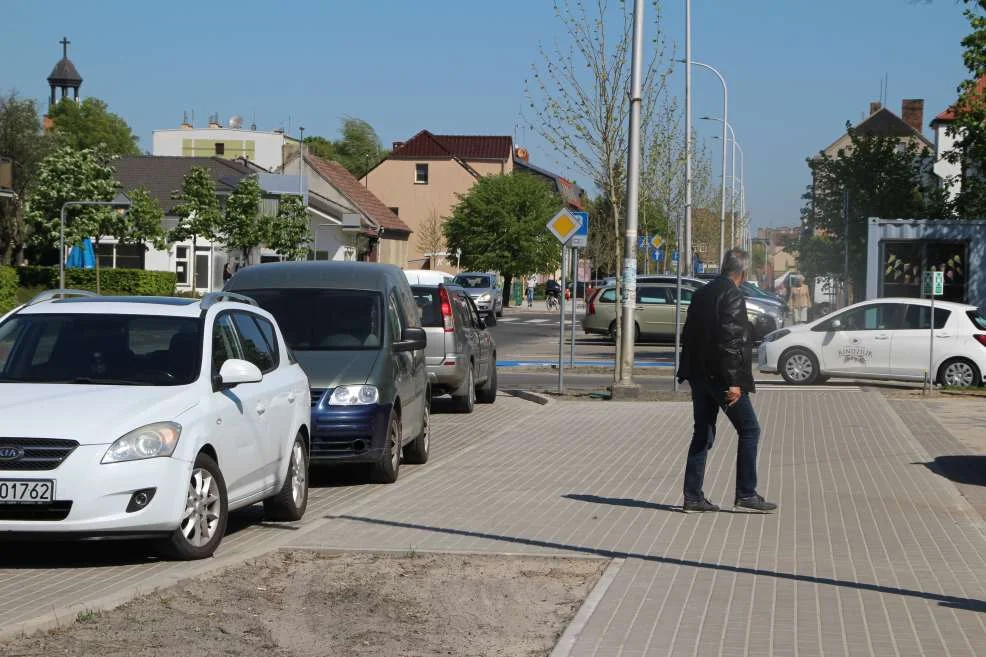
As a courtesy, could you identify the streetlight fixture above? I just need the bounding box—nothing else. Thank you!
[680,59,728,265]
[711,132,745,247]
[59,192,132,290]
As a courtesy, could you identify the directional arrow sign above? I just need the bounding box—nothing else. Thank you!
[547,207,581,244]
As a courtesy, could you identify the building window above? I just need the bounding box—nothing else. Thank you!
[389,207,400,216]
[415,163,429,184]
[94,243,146,270]
[214,142,225,155]
[881,240,967,303]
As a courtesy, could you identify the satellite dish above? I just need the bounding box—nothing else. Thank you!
[229,115,243,129]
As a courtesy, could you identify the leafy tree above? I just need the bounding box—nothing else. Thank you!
[416,211,447,266]
[215,175,263,263]
[443,173,562,305]
[796,125,945,300]
[0,92,52,264]
[26,145,118,264]
[170,167,221,288]
[115,187,166,250]
[265,194,311,260]
[302,135,334,160]
[304,118,388,179]
[48,98,139,156]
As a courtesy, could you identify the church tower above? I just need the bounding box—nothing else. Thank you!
[47,37,83,109]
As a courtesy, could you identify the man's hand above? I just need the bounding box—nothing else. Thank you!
[726,386,742,406]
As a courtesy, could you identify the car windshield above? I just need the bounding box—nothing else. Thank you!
[454,275,491,289]
[967,310,986,330]
[235,289,382,351]
[0,313,202,386]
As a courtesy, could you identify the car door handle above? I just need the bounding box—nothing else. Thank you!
[256,404,267,416]
[874,334,890,340]
[935,333,951,339]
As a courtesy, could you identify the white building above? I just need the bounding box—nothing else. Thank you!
[929,76,986,202]
[152,115,299,172]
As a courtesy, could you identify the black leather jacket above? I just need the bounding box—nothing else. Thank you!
[677,275,756,393]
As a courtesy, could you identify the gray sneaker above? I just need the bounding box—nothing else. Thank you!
[734,495,778,513]
[683,497,720,514]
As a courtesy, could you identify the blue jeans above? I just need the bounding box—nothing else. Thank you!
[683,384,761,501]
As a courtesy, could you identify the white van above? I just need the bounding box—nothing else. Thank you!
[404,270,456,286]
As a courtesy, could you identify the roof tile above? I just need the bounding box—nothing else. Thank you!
[305,154,411,234]
[391,130,512,160]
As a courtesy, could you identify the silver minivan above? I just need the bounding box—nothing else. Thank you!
[410,283,496,413]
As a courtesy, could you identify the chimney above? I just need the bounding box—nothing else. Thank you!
[869,101,882,115]
[207,112,221,129]
[392,141,405,151]
[901,99,924,134]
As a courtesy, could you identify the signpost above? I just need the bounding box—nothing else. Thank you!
[922,270,944,390]
[547,208,582,393]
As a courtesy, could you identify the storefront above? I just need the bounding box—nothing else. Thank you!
[866,218,986,311]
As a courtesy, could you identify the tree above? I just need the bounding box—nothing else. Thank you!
[305,117,389,179]
[115,187,166,250]
[265,194,311,261]
[170,167,221,290]
[47,98,140,156]
[302,135,334,160]
[26,145,118,264]
[215,175,263,263]
[0,92,52,264]
[443,173,562,305]
[796,125,944,300]
[417,211,447,267]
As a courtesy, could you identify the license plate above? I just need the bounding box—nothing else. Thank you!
[0,480,55,503]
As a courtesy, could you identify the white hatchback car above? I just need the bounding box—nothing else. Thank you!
[759,297,986,387]
[0,290,311,559]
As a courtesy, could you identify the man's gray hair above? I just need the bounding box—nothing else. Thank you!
[720,249,751,277]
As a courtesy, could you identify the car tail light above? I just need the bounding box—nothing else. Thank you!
[439,286,454,333]
[588,298,596,315]
[975,335,986,348]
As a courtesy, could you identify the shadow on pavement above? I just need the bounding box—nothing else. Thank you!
[328,514,986,613]
[921,455,986,487]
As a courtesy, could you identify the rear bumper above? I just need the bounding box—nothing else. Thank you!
[310,403,392,464]
[427,354,470,393]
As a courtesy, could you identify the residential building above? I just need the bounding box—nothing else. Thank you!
[929,76,986,202]
[153,116,299,172]
[820,99,933,159]
[361,130,584,268]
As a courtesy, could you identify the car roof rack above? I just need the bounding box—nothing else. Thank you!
[199,291,259,310]
[25,289,99,307]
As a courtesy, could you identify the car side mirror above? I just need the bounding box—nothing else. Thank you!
[215,358,262,390]
[477,317,487,330]
[395,326,427,352]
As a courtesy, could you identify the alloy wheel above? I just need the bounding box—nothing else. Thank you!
[180,468,222,548]
[785,353,813,383]
[943,361,975,387]
[390,418,400,471]
[291,441,307,506]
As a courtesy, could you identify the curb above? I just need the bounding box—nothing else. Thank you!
[549,557,625,657]
[505,389,552,405]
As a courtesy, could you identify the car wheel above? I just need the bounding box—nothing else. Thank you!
[938,357,981,388]
[486,312,497,327]
[495,303,503,318]
[477,363,498,403]
[263,432,309,522]
[403,394,431,465]
[608,321,639,344]
[157,452,228,560]
[780,348,820,385]
[452,368,475,413]
[371,410,402,483]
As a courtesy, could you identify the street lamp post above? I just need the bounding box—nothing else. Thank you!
[704,118,745,249]
[685,61,728,265]
[59,192,131,290]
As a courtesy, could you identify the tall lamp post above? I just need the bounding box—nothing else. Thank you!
[60,192,131,290]
[704,117,744,250]
[684,61,728,265]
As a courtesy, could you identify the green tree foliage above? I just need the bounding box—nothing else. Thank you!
[304,117,388,179]
[48,98,140,156]
[443,173,562,300]
[302,135,334,160]
[116,187,166,251]
[170,167,221,288]
[795,125,946,299]
[0,92,52,264]
[26,145,119,259]
[265,194,311,260]
[215,175,263,262]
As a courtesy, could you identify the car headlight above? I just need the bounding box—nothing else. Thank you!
[102,422,182,464]
[763,329,791,343]
[478,293,491,302]
[329,385,379,406]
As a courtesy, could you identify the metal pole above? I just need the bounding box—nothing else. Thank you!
[734,141,745,246]
[684,0,693,277]
[617,0,645,390]
[571,248,577,366]
[691,62,728,265]
[59,204,67,290]
[843,189,850,308]
[929,287,935,390]
[558,245,567,394]
[298,126,305,197]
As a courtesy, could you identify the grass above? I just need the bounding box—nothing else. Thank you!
[75,609,98,624]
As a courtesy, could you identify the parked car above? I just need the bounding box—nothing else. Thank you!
[404,269,455,286]
[225,262,430,483]
[453,272,503,322]
[410,283,497,412]
[759,297,986,387]
[0,290,311,559]
[636,274,786,330]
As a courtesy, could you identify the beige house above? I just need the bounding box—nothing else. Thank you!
[820,99,933,158]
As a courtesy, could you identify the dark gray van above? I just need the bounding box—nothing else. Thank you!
[225,261,429,483]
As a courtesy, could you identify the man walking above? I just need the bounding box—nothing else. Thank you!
[677,249,777,514]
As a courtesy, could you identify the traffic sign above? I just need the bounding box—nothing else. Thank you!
[650,235,663,250]
[571,211,589,248]
[671,251,680,263]
[652,248,664,262]
[637,235,648,250]
[922,270,944,297]
[547,208,581,244]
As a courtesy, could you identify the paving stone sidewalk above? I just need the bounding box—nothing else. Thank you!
[288,390,986,657]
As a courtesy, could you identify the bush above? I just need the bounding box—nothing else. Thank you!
[0,267,17,314]
[16,266,177,297]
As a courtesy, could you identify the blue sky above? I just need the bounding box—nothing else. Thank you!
[0,0,973,229]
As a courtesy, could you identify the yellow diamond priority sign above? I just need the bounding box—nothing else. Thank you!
[650,234,663,250]
[547,208,581,244]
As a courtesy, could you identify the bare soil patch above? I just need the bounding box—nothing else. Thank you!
[1,551,606,657]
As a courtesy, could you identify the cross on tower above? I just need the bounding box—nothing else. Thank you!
[60,37,70,58]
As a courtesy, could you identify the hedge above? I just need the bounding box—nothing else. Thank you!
[16,266,177,297]
[0,267,17,314]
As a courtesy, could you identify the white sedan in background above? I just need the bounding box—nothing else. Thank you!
[759,297,986,387]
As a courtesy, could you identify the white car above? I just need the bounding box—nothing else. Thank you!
[759,297,986,387]
[0,290,311,559]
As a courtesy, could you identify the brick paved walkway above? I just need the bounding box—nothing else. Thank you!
[289,390,986,657]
